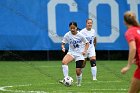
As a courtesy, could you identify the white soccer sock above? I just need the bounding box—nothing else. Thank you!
[76,75,82,85]
[80,68,84,77]
[62,65,68,77]
[91,66,97,79]
[81,68,84,73]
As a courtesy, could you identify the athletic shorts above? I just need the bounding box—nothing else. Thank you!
[67,52,84,62]
[84,47,96,58]
[134,66,140,79]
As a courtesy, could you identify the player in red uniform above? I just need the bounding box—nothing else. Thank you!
[121,11,140,93]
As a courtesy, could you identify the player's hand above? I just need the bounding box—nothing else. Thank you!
[82,51,86,55]
[121,66,130,74]
[62,48,65,52]
[132,59,136,64]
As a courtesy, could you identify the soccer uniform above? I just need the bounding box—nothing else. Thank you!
[125,26,140,79]
[62,31,88,61]
[80,28,96,58]
[80,28,97,80]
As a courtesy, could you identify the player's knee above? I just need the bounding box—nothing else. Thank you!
[62,60,68,65]
[76,70,81,76]
[90,59,96,67]
[76,60,84,68]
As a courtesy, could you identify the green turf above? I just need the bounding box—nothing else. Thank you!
[0,61,136,93]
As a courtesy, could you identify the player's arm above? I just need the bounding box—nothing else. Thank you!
[61,42,66,52]
[82,42,89,55]
[85,42,89,52]
[61,33,68,53]
[94,37,97,47]
[121,40,136,74]
[127,41,136,66]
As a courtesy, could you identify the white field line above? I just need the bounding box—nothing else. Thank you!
[82,80,122,84]
[42,80,122,85]
[91,88,127,91]
[0,81,124,93]
[45,80,122,85]
[0,84,48,93]
[0,84,127,93]
[96,80,122,83]
[38,66,60,68]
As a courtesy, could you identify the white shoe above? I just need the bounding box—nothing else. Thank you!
[93,79,97,80]
[77,84,81,87]
[59,80,64,84]
[93,77,97,80]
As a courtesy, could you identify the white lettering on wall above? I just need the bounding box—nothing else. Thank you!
[89,0,119,43]
[47,0,139,43]
[128,0,140,20]
[47,0,78,43]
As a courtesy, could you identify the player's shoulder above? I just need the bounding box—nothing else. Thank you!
[125,27,136,36]
[77,31,85,37]
[90,29,96,35]
[128,26,139,31]
[91,28,96,32]
[63,31,72,38]
[80,28,87,35]
[80,28,87,32]
[126,26,139,34]
[64,31,71,36]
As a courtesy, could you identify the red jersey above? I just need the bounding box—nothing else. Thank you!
[125,26,140,79]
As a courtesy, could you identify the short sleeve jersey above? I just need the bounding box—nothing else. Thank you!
[125,26,140,66]
[80,28,96,49]
[62,31,88,53]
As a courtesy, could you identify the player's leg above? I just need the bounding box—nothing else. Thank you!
[90,56,97,80]
[129,68,140,93]
[81,52,88,68]
[80,54,87,81]
[88,47,97,80]
[128,77,140,93]
[59,53,74,84]
[62,53,74,77]
[76,60,84,86]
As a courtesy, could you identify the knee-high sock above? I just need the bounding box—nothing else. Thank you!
[62,65,68,77]
[91,66,97,79]
[76,75,82,85]
[80,68,84,77]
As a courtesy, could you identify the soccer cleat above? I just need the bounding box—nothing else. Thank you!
[93,79,97,80]
[77,84,81,87]
[93,77,97,80]
[59,80,64,84]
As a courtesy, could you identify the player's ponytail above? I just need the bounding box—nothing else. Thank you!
[77,28,81,31]
[124,11,140,27]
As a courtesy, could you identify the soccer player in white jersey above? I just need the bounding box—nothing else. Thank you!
[60,21,89,86]
[80,19,97,80]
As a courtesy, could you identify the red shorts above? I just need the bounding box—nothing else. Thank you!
[134,67,140,79]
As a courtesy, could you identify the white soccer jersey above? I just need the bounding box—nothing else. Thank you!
[62,31,88,54]
[80,28,96,49]
[80,28,96,57]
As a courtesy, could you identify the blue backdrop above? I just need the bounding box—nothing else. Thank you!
[0,0,140,50]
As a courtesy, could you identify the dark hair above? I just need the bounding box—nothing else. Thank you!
[69,21,81,30]
[77,28,81,30]
[124,11,139,27]
[69,21,77,27]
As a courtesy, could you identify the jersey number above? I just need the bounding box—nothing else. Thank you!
[73,44,79,48]
[89,40,92,44]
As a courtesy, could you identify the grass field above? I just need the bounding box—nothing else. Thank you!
[0,61,136,93]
